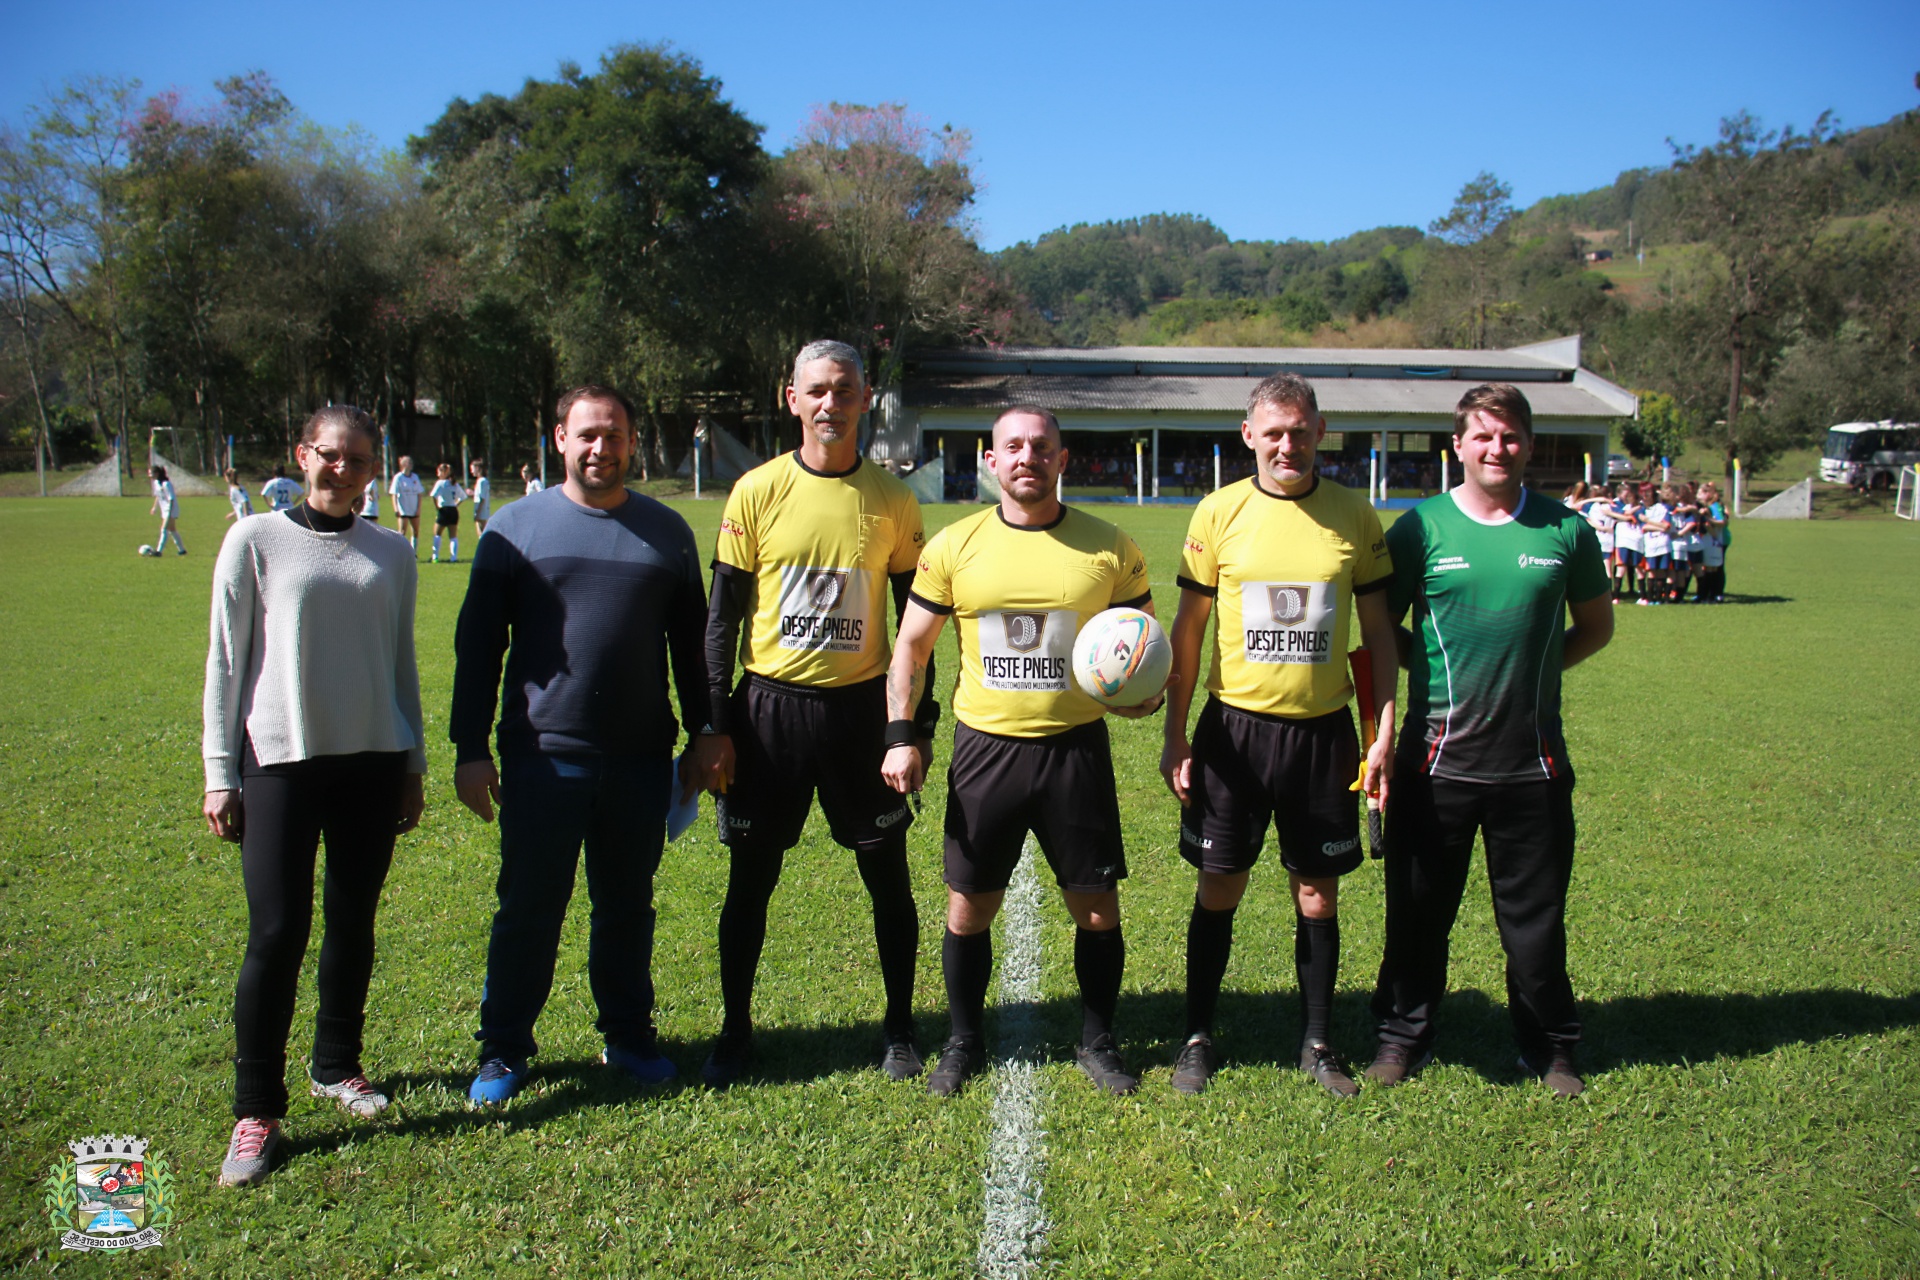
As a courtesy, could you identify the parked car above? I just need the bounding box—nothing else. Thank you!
[1606,454,1634,478]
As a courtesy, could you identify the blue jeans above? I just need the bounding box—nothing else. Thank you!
[477,751,671,1062]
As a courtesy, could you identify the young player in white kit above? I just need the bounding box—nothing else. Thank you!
[389,457,424,552]
[1638,487,1672,606]
[429,464,468,564]
[149,465,187,555]
[469,460,492,536]
[261,466,305,514]
[225,468,254,523]
[1610,485,1643,601]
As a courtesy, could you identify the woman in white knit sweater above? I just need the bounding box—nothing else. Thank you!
[201,405,426,1187]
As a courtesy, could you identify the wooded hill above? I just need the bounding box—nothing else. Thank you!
[993,96,1920,473]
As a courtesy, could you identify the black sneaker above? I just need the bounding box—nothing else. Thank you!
[701,1030,753,1090]
[1075,1036,1139,1096]
[1170,1033,1217,1095]
[926,1038,984,1097]
[1519,1049,1585,1099]
[1363,1041,1432,1087]
[880,1034,925,1082]
[1300,1043,1359,1098]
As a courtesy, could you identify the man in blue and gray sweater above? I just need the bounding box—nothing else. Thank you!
[450,384,725,1105]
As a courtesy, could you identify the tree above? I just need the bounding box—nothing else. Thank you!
[1619,389,1693,465]
[118,73,295,472]
[0,77,142,458]
[1666,111,1838,476]
[411,44,769,469]
[780,102,1002,384]
[1424,171,1515,347]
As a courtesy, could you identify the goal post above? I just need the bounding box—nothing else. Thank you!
[1897,464,1919,521]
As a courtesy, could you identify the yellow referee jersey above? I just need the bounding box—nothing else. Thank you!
[1177,475,1392,719]
[716,453,924,687]
[913,506,1151,738]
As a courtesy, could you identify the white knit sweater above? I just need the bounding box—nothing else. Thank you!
[202,513,427,791]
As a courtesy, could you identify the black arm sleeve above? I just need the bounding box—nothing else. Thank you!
[704,562,753,734]
[891,569,939,734]
[448,543,513,766]
[667,563,712,743]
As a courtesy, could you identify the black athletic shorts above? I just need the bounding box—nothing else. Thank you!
[1178,697,1362,878]
[943,718,1127,895]
[434,505,460,529]
[716,673,913,852]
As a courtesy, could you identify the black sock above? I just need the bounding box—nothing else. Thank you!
[716,845,785,1036]
[309,1013,363,1085]
[1075,925,1125,1047]
[943,928,992,1046]
[1185,899,1237,1038]
[1296,912,1339,1048]
[855,839,919,1040]
[233,1057,288,1120]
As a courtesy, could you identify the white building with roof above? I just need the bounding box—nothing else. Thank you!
[876,335,1636,501]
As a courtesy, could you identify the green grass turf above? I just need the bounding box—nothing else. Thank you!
[1,494,1916,1276]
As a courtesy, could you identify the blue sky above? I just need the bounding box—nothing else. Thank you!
[6,0,1916,250]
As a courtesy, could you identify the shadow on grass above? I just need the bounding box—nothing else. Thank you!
[276,985,1918,1162]
[989,985,1920,1085]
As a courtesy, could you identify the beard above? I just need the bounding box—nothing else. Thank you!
[569,456,627,491]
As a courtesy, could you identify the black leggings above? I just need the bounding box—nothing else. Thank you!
[233,746,404,1118]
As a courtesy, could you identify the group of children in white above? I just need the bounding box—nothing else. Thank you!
[176,456,538,561]
[1564,478,1732,605]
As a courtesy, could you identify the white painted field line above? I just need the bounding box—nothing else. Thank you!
[976,839,1049,1279]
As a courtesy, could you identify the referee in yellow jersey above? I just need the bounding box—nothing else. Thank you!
[884,405,1160,1098]
[1158,372,1399,1097]
[700,340,937,1087]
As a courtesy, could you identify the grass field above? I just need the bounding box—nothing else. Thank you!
[2,494,1917,1277]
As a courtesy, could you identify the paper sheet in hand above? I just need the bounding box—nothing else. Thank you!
[667,753,700,843]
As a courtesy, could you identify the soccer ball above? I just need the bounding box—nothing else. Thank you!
[137,544,156,557]
[1071,607,1172,707]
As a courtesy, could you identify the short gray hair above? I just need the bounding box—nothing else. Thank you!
[1247,372,1318,418]
[792,340,865,386]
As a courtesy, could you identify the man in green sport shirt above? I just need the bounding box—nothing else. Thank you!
[1366,383,1614,1099]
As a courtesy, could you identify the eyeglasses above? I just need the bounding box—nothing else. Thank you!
[301,444,375,475]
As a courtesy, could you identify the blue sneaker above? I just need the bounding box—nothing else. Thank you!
[602,1043,677,1086]
[468,1057,527,1106]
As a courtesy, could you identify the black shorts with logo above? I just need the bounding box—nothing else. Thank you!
[1178,697,1362,878]
[944,718,1127,895]
[434,505,460,529]
[716,673,913,852]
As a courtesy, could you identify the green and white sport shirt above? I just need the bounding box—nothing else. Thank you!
[1386,489,1609,784]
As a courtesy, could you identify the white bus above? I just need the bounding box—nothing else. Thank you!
[1818,421,1920,490]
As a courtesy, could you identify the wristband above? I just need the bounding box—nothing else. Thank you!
[884,719,918,749]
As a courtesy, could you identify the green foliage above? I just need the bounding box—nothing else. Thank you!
[777,103,1014,383]
[994,216,1425,343]
[1619,390,1692,461]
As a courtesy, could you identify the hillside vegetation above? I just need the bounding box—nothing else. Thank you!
[992,94,1920,473]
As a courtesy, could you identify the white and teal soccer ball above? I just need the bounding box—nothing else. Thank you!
[1072,607,1172,707]
[137,544,156,557]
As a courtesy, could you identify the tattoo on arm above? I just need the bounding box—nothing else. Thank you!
[889,659,927,723]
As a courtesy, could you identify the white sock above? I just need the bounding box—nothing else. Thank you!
[450,538,459,561]
[432,535,441,558]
